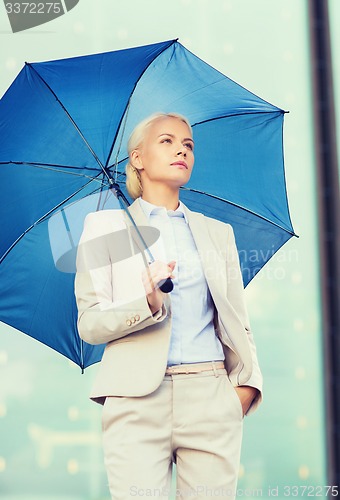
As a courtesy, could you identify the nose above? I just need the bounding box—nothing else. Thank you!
[177,147,186,158]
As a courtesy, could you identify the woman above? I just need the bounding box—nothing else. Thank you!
[75,112,263,499]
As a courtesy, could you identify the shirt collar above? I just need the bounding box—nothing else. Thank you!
[138,196,188,223]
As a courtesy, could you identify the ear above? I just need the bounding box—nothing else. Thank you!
[130,149,144,171]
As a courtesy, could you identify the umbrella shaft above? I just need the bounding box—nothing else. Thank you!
[109,184,154,264]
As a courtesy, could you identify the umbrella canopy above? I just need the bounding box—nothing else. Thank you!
[0,39,296,370]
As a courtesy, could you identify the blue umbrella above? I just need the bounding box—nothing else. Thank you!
[0,39,297,370]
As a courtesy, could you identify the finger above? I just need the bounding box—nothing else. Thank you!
[143,262,174,286]
[141,275,154,295]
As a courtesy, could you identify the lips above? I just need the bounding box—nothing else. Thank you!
[170,161,188,169]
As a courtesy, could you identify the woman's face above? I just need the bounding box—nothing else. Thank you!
[132,116,194,191]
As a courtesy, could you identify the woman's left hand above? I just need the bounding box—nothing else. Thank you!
[234,385,259,417]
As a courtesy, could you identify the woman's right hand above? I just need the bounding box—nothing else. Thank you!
[141,260,176,314]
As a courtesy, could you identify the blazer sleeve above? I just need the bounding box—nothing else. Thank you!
[74,212,167,345]
[226,224,263,414]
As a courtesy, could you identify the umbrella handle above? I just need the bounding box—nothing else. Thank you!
[159,277,174,293]
[147,257,173,293]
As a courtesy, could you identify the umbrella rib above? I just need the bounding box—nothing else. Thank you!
[0,177,106,265]
[190,110,284,129]
[26,63,112,185]
[107,168,126,183]
[0,317,83,367]
[106,170,298,238]
[95,167,297,237]
[0,160,99,172]
[180,186,298,237]
[0,161,102,179]
[181,42,287,113]
[104,38,178,169]
[104,111,283,170]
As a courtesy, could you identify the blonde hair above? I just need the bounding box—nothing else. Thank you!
[125,112,192,199]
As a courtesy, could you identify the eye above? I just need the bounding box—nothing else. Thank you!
[184,142,194,151]
[161,138,172,144]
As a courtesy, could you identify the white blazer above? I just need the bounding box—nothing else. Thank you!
[74,198,263,415]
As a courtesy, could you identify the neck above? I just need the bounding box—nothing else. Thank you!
[141,184,180,211]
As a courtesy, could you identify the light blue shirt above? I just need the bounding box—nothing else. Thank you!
[138,197,225,366]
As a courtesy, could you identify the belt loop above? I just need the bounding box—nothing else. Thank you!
[212,361,218,378]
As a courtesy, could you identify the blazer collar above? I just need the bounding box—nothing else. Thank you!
[137,197,188,223]
[125,197,203,237]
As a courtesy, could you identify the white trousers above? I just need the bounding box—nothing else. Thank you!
[102,365,244,499]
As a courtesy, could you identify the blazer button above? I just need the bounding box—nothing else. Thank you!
[131,317,136,324]
[135,314,140,322]
[126,319,132,326]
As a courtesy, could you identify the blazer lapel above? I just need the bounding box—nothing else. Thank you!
[125,198,149,227]
[123,198,154,261]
